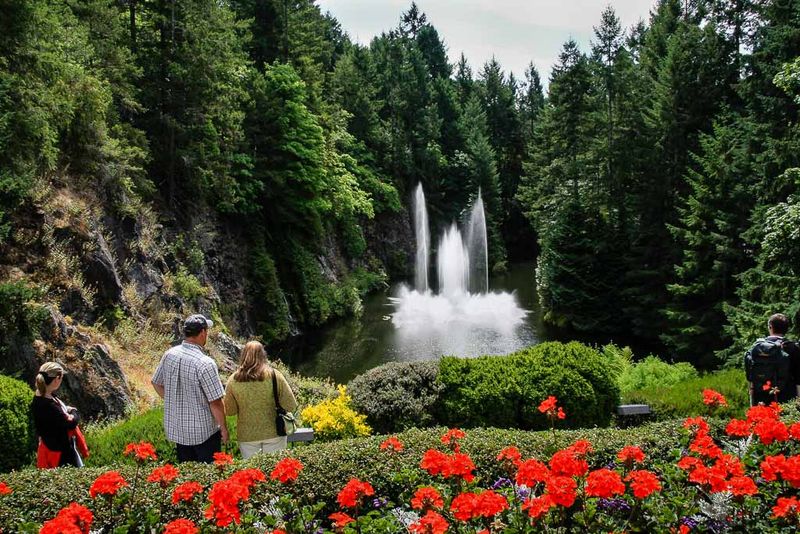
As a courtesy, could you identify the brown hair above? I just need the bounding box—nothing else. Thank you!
[35,362,65,395]
[769,313,790,335]
[232,341,270,382]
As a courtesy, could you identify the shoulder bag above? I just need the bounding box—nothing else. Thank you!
[271,370,296,436]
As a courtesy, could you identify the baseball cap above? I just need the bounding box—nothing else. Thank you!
[184,314,214,336]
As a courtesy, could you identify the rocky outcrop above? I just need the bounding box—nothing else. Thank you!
[4,307,134,420]
[364,209,414,280]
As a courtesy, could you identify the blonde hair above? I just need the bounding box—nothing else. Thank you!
[233,341,270,382]
[35,362,65,395]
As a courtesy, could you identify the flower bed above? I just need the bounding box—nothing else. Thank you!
[2,392,800,532]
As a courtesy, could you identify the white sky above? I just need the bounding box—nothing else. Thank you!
[317,0,660,82]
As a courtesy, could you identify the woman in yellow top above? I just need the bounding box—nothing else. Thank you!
[223,341,298,459]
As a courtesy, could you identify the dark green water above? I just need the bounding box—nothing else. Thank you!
[278,263,546,383]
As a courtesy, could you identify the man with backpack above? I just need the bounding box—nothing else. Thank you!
[745,313,800,406]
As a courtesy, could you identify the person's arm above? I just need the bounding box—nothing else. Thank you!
[151,354,167,399]
[200,363,229,442]
[209,398,229,443]
[276,371,299,413]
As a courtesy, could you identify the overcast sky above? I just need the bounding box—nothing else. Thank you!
[317,0,660,82]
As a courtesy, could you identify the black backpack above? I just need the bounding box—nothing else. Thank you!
[745,337,795,405]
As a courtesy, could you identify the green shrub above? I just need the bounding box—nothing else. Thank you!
[0,420,690,527]
[170,267,208,301]
[437,342,620,430]
[83,408,176,467]
[0,281,46,360]
[624,368,749,419]
[618,355,699,395]
[0,375,34,472]
[348,361,442,433]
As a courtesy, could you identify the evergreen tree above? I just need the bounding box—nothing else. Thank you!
[520,63,545,143]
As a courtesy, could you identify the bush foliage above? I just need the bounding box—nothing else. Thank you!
[348,360,443,433]
[437,342,620,430]
[0,374,34,472]
[618,355,699,396]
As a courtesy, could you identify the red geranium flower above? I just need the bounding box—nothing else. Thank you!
[567,440,593,456]
[726,419,751,437]
[336,478,375,509]
[753,418,789,445]
[205,478,249,527]
[40,517,82,534]
[761,455,787,482]
[549,449,588,478]
[538,396,558,413]
[789,422,800,441]
[441,428,466,450]
[447,452,476,482]
[746,403,781,425]
[268,530,287,534]
[522,495,553,519]
[420,449,449,477]
[516,459,550,487]
[41,503,93,534]
[409,510,449,534]
[213,452,234,467]
[0,482,10,495]
[585,468,625,499]
[617,446,645,466]
[728,476,758,497]
[147,464,180,487]
[270,457,304,484]
[163,518,199,534]
[702,389,727,408]
[229,468,266,489]
[625,470,661,499]
[779,456,800,488]
[476,490,509,518]
[172,481,204,504]
[774,496,800,519]
[380,436,404,452]
[763,380,772,391]
[497,446,522,467]
[411,486,444,511]
[89,471,128,499]
[450,492,479,521]
[545,476,577,507]
[683,417,710,434]
[329,511,355,528]
[123,441,157,463]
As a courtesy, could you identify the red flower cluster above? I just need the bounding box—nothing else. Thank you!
[678,447,753,495]
[617,445,646,466]
[440,428,466,451]
[522,495,553,520]
[411,487,444,511]
[449,490,509,521]
[726,404,789,445]
[329,511,355,528]
[204,469,265,527]
[702,388,728,408]
[172,481,203,504]
[773,496,800,519]
[123,441,157,463]
[515,459,550,487]
[625,470,662,499]
[89,471,128,499]
[409,510,449,534]
[538,396,566,420]
[40,503,93,534]
[585,469,625,498]
[760,455,800,487]
[497,446,522,468]
[0,482,10,495]
[380,436,404,452]
[163,518,199,534]
[336,478,375,508]
[213,452,234,467]
[270,457,304,484]
[420,449,476,482]
[147,464,180,487]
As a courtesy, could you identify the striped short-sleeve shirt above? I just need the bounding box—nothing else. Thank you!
[152,341,224,446]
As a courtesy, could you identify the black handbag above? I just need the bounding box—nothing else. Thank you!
[271,370,296,436]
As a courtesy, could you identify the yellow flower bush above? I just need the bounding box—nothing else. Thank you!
[301,385,372,441]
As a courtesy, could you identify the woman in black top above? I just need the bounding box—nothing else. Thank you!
[31,362,81,467]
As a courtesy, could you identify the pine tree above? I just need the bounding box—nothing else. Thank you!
[520,63,545,143]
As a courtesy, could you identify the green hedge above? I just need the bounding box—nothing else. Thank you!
[437,342,620,430]
[0,420,689,527]
[0,375,34,472]
[624,368,749,420]
[348,361,442,433]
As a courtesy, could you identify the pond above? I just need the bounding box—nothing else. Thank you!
[278,262,546,383]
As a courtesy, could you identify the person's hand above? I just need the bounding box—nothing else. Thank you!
[220,427,229,444]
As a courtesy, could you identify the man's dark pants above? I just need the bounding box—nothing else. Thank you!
[176,430,221,463]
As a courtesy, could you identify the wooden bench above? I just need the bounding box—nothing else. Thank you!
[288,427,315,444]
[616,404,651,416]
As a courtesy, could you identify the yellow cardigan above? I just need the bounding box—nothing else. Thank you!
[223,370,298,442]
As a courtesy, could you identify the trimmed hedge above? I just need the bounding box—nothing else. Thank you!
[0,420,689,527]
[437,342,620,430]
[624,368,749,420]
[0,375,34,472]
[348,361,442,433]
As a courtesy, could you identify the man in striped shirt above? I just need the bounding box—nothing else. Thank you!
[152,314,229,463]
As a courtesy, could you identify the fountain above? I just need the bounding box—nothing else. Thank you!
[389,184,529,357]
